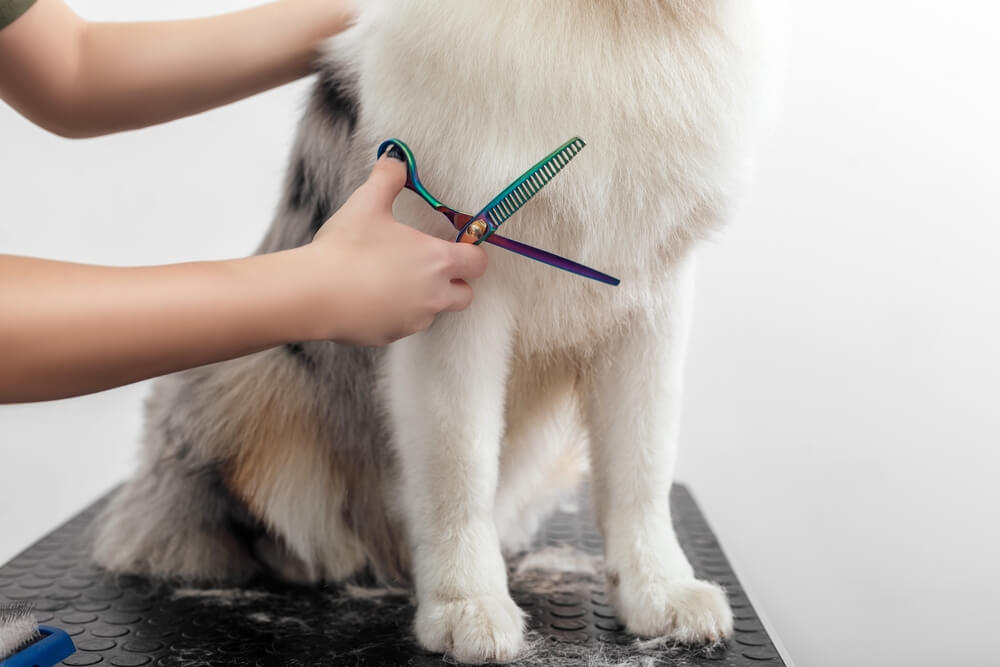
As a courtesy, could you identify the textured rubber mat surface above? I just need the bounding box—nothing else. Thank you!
[0,485,785,666]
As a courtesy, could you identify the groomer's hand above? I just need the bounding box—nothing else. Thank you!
[301,152,489,345]
[0,153,486,404]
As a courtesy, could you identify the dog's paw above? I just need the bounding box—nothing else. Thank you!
[615,577,733,643]
[415,593,526,664]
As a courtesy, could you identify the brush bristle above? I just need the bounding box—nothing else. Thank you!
[486,138,586,227]
[0,601,41,660]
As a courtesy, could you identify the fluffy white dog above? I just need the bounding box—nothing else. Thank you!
[94,1,770,662]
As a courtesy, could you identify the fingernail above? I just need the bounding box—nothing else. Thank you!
[384,145,405,162]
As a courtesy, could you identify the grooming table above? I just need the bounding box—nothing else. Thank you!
[0,485,790,666]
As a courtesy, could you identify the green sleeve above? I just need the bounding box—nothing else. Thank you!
[0,0,36,31]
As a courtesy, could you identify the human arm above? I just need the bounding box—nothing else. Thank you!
[0,156,489,403]
[0,0,354,138]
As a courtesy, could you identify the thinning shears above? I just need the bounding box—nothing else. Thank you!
[376,138,620,286]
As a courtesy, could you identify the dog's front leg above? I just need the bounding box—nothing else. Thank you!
[385,292,523,664]
[584,259,733,643]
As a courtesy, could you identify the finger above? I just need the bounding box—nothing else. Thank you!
[363,148,408,213]
[446,243,489,281]
[442,280,475,312]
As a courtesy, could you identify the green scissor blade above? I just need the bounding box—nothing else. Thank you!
[472,137,586,242]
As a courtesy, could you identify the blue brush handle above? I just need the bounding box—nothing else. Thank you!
[1,625,76,667]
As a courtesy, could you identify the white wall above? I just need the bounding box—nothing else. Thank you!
[677,3,1000,666]
[2,3,998,666]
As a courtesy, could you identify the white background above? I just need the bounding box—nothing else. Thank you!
[2,3,998,666]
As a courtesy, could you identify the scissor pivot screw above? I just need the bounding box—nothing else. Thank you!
[467,220,487,240]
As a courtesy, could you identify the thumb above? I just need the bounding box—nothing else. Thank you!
[364,146,408,213]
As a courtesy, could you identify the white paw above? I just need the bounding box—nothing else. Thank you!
[615,577,733,643]
[415,593,526,664]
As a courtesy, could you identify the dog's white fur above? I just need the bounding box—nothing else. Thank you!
[346,1,765,660]
[93,2,770,663]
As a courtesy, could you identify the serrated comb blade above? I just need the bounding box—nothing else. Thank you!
[480,137,586,232]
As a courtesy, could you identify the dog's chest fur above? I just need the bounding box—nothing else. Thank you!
[332,0,758,355]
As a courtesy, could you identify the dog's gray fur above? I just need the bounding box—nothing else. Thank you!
[92,64,412,584]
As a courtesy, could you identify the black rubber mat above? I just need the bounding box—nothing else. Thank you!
[0,485,786,666]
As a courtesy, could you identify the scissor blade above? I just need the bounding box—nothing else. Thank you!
[487,234,620,286]
[478,137,586,237]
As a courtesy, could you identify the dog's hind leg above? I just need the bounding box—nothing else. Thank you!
[91,372,262,583]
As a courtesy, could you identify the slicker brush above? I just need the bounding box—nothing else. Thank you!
[0,602,75,667]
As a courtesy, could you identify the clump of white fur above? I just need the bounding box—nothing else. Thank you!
[343,583,408,600]
[514,545,603,576]
[246,612,311,631]
[171,588,272,605]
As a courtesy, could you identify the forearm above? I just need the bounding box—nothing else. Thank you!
[0,252,312,403]
[0,0,354,138]
[0,142,488,403]
[71,0,353,136]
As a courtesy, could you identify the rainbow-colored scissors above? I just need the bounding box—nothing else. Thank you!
[376,138,620,286]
